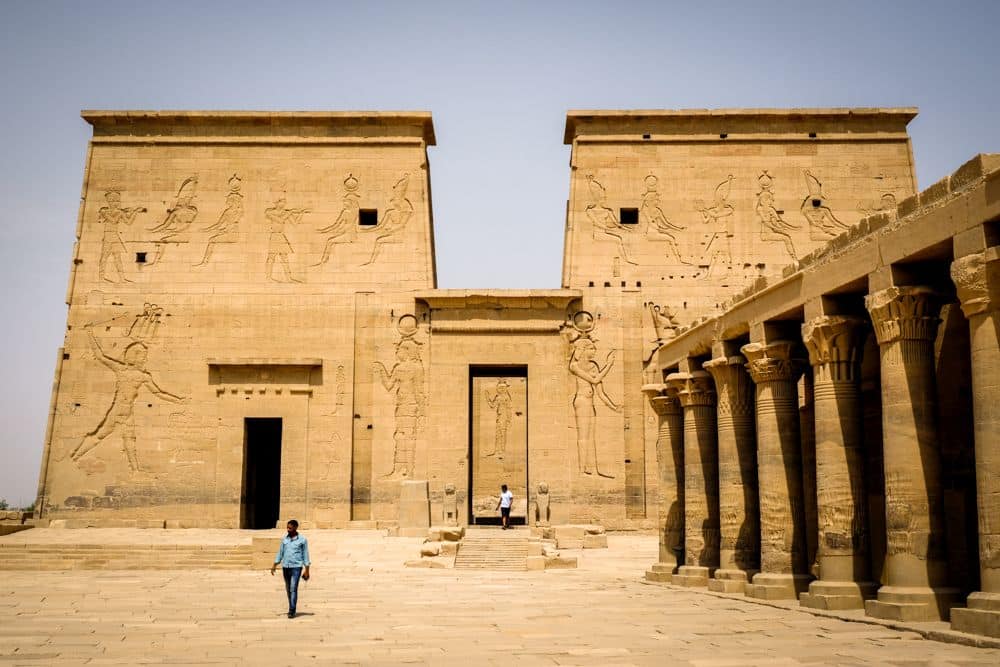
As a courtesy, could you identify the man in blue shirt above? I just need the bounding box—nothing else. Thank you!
[271,519,311,618]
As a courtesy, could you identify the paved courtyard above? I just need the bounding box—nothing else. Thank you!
[2,531,999,665]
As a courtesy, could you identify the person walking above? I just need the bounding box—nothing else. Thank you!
[496,484,514,530]
[271,519,311,618]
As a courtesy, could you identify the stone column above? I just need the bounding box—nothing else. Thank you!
[642,384,684,583]
[741,340,811,599]
[864,286,960,622]
[703,355,759,593]
[950,248,1000,637]
[799,316,877,610]
[667,370,719,587]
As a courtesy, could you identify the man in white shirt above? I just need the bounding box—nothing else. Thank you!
[495,484,513,530]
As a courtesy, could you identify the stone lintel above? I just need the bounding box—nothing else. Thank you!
[416,289,582,311]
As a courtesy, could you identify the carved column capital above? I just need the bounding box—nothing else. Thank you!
[642,383,682,416]
[740,340,804,384]
[666,371,716,408]
[864,286,943,345]
[703,355,754,417]
[951,249,1000,318]
[801,316,868,383]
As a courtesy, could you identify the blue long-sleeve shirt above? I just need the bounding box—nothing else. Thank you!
[274,534,311,567]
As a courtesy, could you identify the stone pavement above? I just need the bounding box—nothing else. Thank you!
[2,531,999,665]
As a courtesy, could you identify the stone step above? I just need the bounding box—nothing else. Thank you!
[454,536,530,571]
[0,543,253,570]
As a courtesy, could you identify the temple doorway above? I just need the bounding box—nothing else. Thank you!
[240,417,283,529]
[469,366,528,525]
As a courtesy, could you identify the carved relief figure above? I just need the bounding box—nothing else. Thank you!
[443,483,458,526]
[755,171,799,260]
[585,175,637,265]
[313,173,360,267]
[697,175,736,275]
[858,175,898,220]
[362,173,413,266]
[70,312,185,473]
[265,196,309,283]
[195,174,244,267]
[801,170,849,239]
[373,314,425,478]
[148,176,198,264]
[565,311,621,478]
[97,189,146,283]
[484,378,513,457]
[640,174,688,264]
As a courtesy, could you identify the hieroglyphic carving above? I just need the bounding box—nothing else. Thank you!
[97,189,146,283]
[650,303,679,343]
[564,311,621,478]
[148,177,198,264]
[313,173,360,267]
[265,196,309,283]
[585,175,636,265]
[484,378,513,457]
[195,174,243,267]
[801,170,849,239]
[70,305,185,472]
[362,173,413,266]
[697,175,736,274]
[755,171,798,260]
[374,314,425,478]
[640,174,687,264]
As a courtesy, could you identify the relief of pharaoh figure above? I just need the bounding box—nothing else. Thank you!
[97,189,146,283]
[148,176,198,264]
[586,175,637,265]
[195,174,244,267]
[362,173,413,266]
[697,175,736,275]
[755,171,799,261]
[265,197,309,283]
[641,174,689,265]
[374,316,425,478]
[313,173,361,267]
[70,325,184,472]
[485,378,513,457]
[801,170,849,240]
[566,312,621,478]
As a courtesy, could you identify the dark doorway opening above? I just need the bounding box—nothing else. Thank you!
[468,365,529,526]
[241,418,282,529]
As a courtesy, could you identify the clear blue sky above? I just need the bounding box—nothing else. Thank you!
[1,1,998,506]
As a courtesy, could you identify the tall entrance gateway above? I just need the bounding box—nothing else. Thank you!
[240,418,282,529]
[469,367,527,524]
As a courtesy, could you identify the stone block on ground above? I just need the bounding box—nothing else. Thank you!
[526,556,545,571]
[582,533,607,548]
[136,520,165,529]
[405,559,445,569]
[544,556,578,569]
[420,542,442,557]
[440,541,458,556]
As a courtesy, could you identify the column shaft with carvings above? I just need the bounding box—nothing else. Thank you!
[799,316,877,610]
[666,370,719,587]
[741,340,812,600]
[950,249,1000,637]
[864,286,960,622]
[642,384,684,583]
[703,355,759,593]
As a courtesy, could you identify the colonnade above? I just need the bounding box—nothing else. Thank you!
[644,245,999,636]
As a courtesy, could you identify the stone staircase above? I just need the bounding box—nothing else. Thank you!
[0,543,253,570]
[453,529,530,571]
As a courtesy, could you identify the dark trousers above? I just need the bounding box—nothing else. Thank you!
[282,567,302,613]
